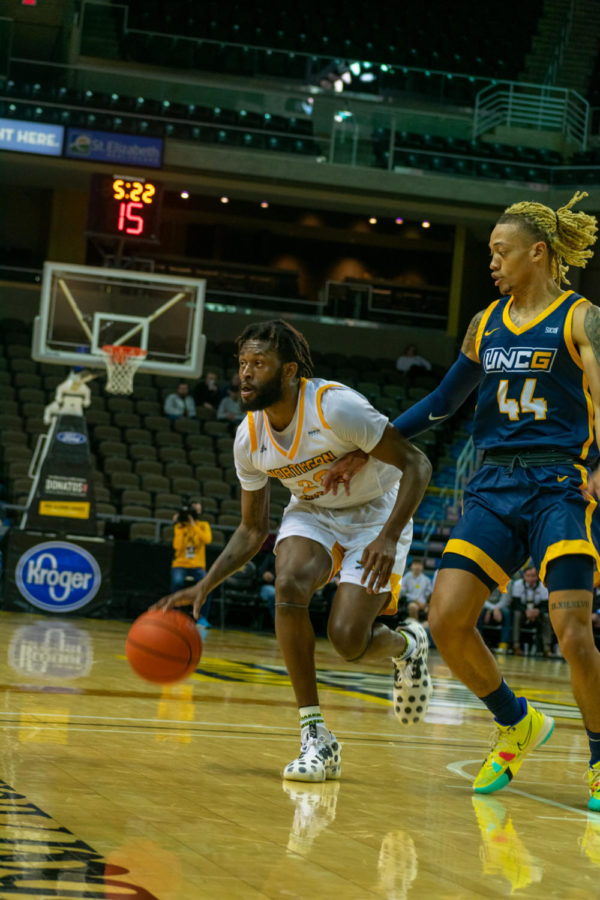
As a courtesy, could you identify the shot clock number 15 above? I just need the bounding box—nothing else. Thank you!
[86,174,163,243]
[113,179,156,235]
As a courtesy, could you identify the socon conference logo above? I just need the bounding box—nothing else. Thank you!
[15,542,101,612]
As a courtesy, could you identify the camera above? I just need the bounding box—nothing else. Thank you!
[176,498,200,524]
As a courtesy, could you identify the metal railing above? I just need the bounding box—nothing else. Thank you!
[453,437,477,508]
[473,82,589,148]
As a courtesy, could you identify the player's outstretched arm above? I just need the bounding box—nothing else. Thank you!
[361,425,432,593]
[322,313,484,496]
[153,486,271,618]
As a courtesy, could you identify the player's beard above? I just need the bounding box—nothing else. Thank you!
[240,366,284,411]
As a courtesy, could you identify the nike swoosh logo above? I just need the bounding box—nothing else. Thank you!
[516,717,533,752]
[484,328,500,336]
[557,475,568,482]
[428,413,447,421]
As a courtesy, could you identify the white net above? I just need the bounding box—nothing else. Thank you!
[101,345,147,395]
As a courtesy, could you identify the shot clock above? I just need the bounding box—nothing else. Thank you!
[86,173,163,242]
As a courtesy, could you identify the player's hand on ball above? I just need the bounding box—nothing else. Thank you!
[152,583,206,619]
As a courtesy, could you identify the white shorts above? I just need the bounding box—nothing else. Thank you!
[275,486,413,614]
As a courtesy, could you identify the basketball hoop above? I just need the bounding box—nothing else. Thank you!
[101,345,147,395]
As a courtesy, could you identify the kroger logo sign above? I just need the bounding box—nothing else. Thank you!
[15,542,101,612]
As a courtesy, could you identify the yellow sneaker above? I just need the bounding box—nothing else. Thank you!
[581,812,600,865]
[473,699,554,794]
[472,796,542,891]
[588,761,600,812]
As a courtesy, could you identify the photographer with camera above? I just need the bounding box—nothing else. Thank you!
[170,499,213,628]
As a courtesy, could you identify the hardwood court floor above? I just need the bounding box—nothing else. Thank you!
[0,609,597,899]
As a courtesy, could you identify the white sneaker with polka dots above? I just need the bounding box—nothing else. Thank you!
[283,730,342,782]
[392,622,432,725]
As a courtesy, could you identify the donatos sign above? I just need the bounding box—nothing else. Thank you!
[15,541,101,612]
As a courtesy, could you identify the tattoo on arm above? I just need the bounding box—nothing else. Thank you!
[461,311,484,357]
[584,305,600,367]
[549,599,591,611]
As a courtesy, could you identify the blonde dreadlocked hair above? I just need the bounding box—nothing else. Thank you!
[497,190,598,286]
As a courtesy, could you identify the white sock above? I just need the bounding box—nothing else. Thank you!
[299,705,329,742]
[395,630,417,661]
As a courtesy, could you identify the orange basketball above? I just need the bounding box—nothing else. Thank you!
[125,609,203,684]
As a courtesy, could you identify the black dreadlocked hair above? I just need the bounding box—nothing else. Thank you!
[236,319,314,379]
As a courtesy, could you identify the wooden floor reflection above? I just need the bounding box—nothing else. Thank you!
[0,609,597,898]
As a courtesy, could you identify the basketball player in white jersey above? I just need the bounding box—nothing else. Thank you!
[156,320,432,782]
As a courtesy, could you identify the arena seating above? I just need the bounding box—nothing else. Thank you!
[91,0,544,88]
[0,315,467,571]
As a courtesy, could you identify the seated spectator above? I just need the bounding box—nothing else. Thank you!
[401,558,432,622]
[193,370,221,410]
[395,344,432,374]
[221,372,242,398]
[217,385,244,424]
[258,551,276,624]
[477,586,511,651]
[163,382,196,421]
[511,565,552,657]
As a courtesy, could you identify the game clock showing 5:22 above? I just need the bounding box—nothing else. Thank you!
[86,173,163,243]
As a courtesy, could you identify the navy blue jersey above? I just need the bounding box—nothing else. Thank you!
[472,290,597,459]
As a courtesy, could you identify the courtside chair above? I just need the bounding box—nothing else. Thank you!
[140,474,171,494]
[164,462,194,480]
[122,504,152,518]
[135,400,162,416]
[122,489,153,508]
[86,409,111,427]
[109,472,140,491]
[154,492,181,511]
[144,415,172,434]
[124,427,153,445]
[194,465,222,482]
[173,417,201,435]
[134,460,163,477]
[171,476,200,496]
[0,415,22,431]
[129,443,158,461]
[201,478,231,500]
[155,431,183,447]
[188,450,217,467]
[156,510,177,524]
[158,446,186,463]
[113,412,141,429]
[93,425,122,443]
[185,434,214,451]
[130,522,158,541]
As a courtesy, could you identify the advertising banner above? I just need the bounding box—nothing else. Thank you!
[65,127,163,168]
[0,118,63,156]
[3,531,113,618]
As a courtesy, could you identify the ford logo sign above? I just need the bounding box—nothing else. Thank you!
[15,542,101,612]
[57,431,87,445]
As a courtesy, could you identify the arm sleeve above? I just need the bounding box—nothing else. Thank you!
[319,388,389,453]
[392,352,483,438]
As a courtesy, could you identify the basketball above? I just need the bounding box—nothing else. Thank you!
[125,609,203,684]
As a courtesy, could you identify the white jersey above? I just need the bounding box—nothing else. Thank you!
[234,377,402,509]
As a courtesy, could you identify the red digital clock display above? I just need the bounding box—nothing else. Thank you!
[86,173,163,242]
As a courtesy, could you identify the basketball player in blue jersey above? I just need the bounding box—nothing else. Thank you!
[324,191,600,809]
[155,320,432,782]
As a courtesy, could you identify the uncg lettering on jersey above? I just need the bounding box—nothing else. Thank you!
[482,347,556,374]
[267,450,336,480]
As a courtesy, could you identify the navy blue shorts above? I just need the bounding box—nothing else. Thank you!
[441,460,600,591]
